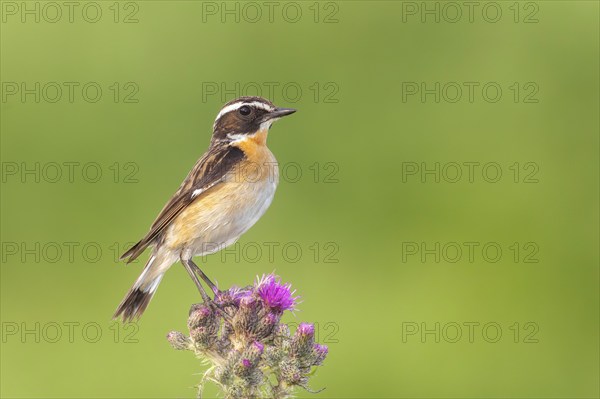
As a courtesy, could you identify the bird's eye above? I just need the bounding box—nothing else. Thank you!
[239,106,251,116]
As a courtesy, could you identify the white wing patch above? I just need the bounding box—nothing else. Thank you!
[190,177,225,199]
[191,188,204,198]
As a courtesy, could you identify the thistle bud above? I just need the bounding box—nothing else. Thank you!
[166,331,190,350]
[187,303,219,349]
[275,323,290,338]
[292,323,315,357]
[233,293,259,335]
[241,340,264,365]
[234,355,255,377]
[256,311,279,340]
[188,304,213,330]
[312,343,329,366]
[280,358,303,385]
[297,322,315,337]
[214,365,232,385]
[252,340,264,354]
[216,286,250,308]
[190,326,211,348]
[226,380,245,398]
[240,293,256,308]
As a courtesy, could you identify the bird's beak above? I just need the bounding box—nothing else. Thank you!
[268,107,297,119]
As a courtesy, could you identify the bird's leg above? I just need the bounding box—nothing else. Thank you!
[181,258,211,304]
[186,259,234,324]
[188,259,220,295]
[181,258,232,323]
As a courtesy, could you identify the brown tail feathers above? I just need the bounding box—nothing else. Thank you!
[113,255,166,322]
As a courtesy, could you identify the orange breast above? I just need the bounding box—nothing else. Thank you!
[163,128,279,251]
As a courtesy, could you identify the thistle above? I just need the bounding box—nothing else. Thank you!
[167,274,329,399]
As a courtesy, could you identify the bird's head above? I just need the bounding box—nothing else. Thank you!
[212,96,296,143]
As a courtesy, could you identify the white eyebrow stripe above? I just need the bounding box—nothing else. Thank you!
[214,101,274,122]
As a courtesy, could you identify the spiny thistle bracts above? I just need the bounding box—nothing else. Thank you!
[167,274,328,399]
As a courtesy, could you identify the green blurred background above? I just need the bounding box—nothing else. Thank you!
[1,1,598,397]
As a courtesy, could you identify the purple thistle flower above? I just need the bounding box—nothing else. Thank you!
[170,275,328,397]
[214,286,247,307]
[255,274,298,312]
[297,323,314,337]
[227,286,250,304]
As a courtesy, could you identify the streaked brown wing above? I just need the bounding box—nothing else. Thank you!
[121,143,244,263]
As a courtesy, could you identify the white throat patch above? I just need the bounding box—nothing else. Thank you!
[226,133,248,143]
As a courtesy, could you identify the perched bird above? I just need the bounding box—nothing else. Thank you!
[114,96,296,322]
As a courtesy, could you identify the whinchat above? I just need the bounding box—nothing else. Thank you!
[114,96,296,322]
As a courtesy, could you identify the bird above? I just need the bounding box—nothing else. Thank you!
[113,96,296,322]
